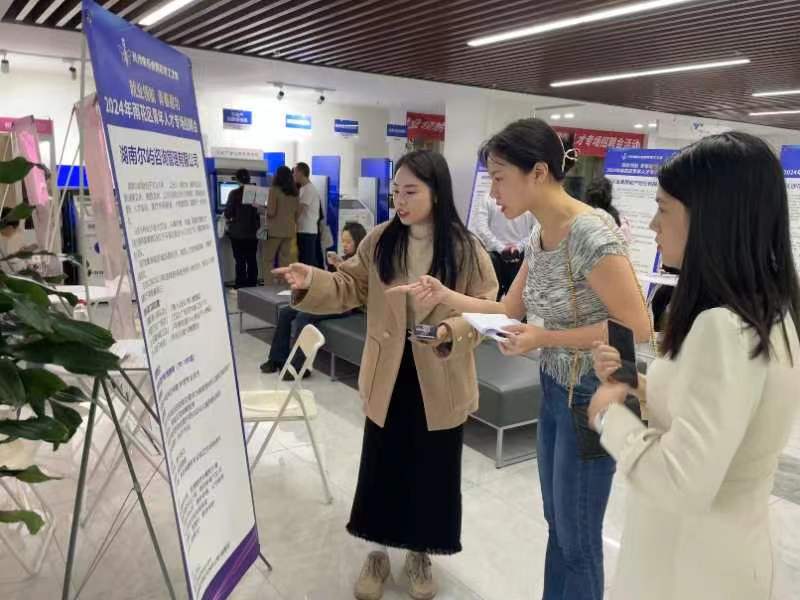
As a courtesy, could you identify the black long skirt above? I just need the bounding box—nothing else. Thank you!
[346,341,464,555]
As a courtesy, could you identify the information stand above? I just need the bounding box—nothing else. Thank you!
[604,149,677,285]
[780,146,800,276]
[82,2,260,598]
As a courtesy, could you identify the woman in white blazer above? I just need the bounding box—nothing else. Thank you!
[589,131,800,600]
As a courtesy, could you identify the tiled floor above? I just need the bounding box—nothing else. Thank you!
[1,309,799,599]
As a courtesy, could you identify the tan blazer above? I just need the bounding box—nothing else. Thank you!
[294,223,498,431]
[266,188,299,238]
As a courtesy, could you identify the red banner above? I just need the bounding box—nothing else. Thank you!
[406,112,445,142]
[554,126,645,158]
[0,116,54,136]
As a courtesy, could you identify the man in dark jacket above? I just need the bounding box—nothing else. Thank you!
[224,169,260,288]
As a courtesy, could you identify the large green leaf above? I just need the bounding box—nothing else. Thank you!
[0,509,44,534]
[0,292,13,312]
[0,359,25,407]
[14,341,120,376]
[1,203,33,224]
[51,385,88,404]
[8,292,53,334]
[0,465,61,483]
[50,403,82,439]
[20,368,66,406]
[0,157,34,185]
[0,416,69,444]
[51,314,115,349]
[2,275,51,307]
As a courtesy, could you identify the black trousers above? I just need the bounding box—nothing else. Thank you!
[230,237,259,288]
[490,251,523,300]
[297,233,321,267]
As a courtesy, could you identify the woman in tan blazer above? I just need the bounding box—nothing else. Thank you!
[262,165,300,284]
[274,150,497,600]
[590,132,800,600]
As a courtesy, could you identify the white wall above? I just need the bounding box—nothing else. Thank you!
[196,86,392,197]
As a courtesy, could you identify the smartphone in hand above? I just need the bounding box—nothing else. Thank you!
[412,324,439,342]
[607,319,638,388]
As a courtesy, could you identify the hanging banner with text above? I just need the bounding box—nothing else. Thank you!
[83,2,259,599]
[781,146,800,276]
[555,126,645,157]
[604,148,677,283]
[406,112,445,142]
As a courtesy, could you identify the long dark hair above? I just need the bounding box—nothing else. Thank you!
[342,221,367,258]
[659,132,800,361]
[375,150,480,288]
[585,177,620,226]
[272,165,298,196]
[478,118,577,180]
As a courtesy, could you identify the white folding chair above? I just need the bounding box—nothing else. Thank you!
[0,439,56,578]
[242,324,333,504]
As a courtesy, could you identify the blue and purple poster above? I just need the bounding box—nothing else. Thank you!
[83,2,259,598]
[781,146,800,276]
[605,148,677,286]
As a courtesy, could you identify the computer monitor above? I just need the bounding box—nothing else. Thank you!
[217,181,239,212]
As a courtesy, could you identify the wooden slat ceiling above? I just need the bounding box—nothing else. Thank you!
[4,0,800,130]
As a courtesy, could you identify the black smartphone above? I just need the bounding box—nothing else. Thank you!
[413,324,439,341]
[607,319,638,388]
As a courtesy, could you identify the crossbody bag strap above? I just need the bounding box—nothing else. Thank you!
[564,211,657,407]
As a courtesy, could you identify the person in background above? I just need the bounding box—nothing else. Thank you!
[585,177,632,245]
[274,150,497,600]
[260,221,368,376]
[262,166,300,284]
[590,132,800,600]
[294,162,323,268]
[399,119,650,600]
[469,187,536,299]
[224,169,260,288]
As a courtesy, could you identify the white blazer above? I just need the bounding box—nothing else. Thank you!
[601,308,800,600]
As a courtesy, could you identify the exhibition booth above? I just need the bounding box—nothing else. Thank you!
[1,2,800,600]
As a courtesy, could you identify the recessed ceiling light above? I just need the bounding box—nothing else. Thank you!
[749,109,800,116]
[467,0,696,47]
[551,58,750,88]
[752,89,800,98]
[140,0,199,27]
[551,114,562,120]
[564,113,575,119]
[648,122,658,128]
[634,123,644,129]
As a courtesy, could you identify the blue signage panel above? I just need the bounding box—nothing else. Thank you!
[285,113,312,130]
[781,145,800,178]
[361,158,393,224]
[387,123,407,138]
[334,118,359,136]
[604,148,677,177]
[222,108,252,127]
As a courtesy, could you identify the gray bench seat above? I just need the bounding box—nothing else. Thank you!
[235,288,540,467]
[236,285,291,330]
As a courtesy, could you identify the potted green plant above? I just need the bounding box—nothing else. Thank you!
[0,156,120,535]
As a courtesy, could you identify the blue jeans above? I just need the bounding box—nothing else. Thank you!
[267,306,339,367]
[538,369,616,600]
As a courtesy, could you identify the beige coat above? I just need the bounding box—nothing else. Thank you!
[602,308,800,600]
[293,223,498,431]
[266,188,299,239]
